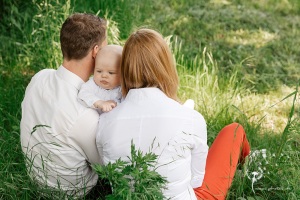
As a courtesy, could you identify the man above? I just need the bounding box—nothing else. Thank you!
[20,13,107,197]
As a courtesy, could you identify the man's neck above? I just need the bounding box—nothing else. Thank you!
[62,57,94,82]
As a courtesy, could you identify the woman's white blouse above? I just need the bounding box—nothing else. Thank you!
[96,88,208,199]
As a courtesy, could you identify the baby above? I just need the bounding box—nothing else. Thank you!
[78,44,123,113]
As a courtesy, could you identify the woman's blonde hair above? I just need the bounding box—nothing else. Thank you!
[121,28,179,101]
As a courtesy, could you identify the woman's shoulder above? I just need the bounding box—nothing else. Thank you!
[179,102,206,122]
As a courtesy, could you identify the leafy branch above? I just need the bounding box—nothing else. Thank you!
[92,141,168,200]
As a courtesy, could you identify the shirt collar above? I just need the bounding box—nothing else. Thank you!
[57,66,85,90]
[125,87,165,101]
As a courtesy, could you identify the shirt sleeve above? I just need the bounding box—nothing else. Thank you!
[69,109,101,164]
[95,115,106,165]
[78,79,102,108]
[190,114,208,188]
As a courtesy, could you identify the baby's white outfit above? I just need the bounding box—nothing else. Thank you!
[78,77,122,112]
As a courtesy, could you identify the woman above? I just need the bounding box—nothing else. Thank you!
[96,28,250,200]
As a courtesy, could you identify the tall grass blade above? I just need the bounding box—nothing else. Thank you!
[276,81,299,157]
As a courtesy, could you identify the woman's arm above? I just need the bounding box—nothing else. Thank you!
[190,115,208,188]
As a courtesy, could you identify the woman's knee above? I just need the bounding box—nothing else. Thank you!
[220,122,246,139]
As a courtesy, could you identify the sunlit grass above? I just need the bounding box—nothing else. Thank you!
[246,0,296,13]
[235,85,299,133]
[178,48,240,120]
[224,29,278,48]
[210,0,231,5]
[144,0,300,93]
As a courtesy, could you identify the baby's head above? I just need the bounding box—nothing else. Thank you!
[93,44,123,90]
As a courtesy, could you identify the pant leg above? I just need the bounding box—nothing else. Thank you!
[194,123,250,200]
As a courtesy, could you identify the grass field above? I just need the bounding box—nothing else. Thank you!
[0,0,299,199]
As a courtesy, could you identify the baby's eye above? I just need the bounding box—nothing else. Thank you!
[109,72,115,75]
[97,70,102,73]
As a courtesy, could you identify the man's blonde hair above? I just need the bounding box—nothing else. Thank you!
[121,28,179,101]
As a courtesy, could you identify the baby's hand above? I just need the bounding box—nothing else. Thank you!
[94,100,117,112]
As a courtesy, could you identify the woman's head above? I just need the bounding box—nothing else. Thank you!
[121,28,179,101]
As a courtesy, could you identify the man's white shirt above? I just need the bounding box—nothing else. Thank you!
[20,66,100,196]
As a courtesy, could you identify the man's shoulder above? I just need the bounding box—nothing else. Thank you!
[35,68,56,76]
[30,68,56,83]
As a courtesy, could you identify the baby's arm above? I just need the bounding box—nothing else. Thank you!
[94,100,117,112]
[78,79,103,108]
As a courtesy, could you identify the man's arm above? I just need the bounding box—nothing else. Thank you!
[69,109,101,164]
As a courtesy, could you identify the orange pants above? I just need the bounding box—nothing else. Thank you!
[194,123,250,200]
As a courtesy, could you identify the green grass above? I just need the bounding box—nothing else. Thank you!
[141,0,300,93]
[0,0,299,199]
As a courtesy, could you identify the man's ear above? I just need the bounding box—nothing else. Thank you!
[92,45,99,59]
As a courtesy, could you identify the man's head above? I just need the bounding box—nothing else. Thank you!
[60,13,107,60]
[93,45,123,90]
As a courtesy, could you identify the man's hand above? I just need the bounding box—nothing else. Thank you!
[93,100,117,112]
